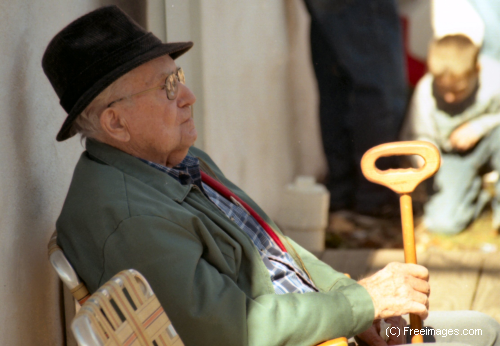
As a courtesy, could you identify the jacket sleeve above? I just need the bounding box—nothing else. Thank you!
[101,215,374,346]
[467,94,500,137]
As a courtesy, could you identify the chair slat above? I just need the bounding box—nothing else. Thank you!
[107,279,152,345]
[94,291,124,331]
[72,270,185,346]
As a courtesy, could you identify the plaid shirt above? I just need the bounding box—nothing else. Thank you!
[140,155,317,294]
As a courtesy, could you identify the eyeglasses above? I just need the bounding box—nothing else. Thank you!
[107,67,185,107]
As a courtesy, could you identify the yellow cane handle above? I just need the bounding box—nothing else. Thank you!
[361,141,441,194]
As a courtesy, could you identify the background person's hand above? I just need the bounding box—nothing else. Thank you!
[449,122,483,151]
[358,262,430,320]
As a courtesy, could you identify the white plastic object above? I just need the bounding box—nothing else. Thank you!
[49,249,81,290]
[432,0,484,46]
[72,313,105,346]
[276,176,330,252]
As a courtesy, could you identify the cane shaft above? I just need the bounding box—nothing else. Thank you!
[400,194,417,264]
[400,193,423,343]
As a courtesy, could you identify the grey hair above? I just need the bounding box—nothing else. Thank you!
[69,78,124,140]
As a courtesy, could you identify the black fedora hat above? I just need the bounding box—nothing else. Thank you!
[42,5,193,141]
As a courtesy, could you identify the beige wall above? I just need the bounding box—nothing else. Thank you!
[0,0,324,343]
[285,0,327,179]
[0,3,93,345]
[165,0,325,218]
[0,1,147,344]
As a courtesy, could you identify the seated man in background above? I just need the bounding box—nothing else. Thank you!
[44,7,500,346]
[402,34,500,235]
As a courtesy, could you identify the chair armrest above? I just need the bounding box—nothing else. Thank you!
[316,337,348,346]
[48,230,90,305]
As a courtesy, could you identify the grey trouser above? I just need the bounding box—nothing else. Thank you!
[355,310,500,345]
[424,126,500,234]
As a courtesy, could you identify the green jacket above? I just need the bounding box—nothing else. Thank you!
[57,139,374,346]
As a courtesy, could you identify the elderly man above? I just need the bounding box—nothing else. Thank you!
[44,6,499,346]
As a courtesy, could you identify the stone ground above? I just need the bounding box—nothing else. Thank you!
[326,184,500,253]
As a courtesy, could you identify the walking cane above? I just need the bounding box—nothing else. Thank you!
[361,141,441,344]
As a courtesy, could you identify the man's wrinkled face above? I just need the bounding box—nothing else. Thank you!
[115,54,197,166]
[433,70,479,105]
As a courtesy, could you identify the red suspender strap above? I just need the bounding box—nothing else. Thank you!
[200,171,287,252]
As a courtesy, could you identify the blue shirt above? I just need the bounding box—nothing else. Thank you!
[140,155,317,294]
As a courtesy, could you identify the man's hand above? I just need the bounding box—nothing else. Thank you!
[357,325,387,346]
[449,122,483,151]
[356,317,406,346]
[358,262,430,320]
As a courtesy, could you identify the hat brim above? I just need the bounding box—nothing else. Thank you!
[56,41,193,141]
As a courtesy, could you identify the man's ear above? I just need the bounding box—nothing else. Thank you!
[99,108,130,142]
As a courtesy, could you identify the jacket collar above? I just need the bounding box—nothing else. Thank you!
[85,139,192,203]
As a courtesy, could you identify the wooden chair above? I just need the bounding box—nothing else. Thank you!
[317,338,348,346]
[48,232,347,346]
[72,269,183,346]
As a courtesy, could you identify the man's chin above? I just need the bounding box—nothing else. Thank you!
[186,128,198,147]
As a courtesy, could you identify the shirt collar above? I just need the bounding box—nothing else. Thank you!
[138,155,204,189]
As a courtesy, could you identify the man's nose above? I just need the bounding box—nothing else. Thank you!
[177,83,196,107]
[444,92,456,103]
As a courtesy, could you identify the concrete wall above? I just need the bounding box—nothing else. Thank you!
[165,0,325,218]
[0,1,147,344]
[0,0,323,343]
[0,3,91,344]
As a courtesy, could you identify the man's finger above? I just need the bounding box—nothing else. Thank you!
[399,263,429,280]
[407,276,430,295]
[408,290,429,310]
[387,332,402,346]
[407,301,429,320]
[357,326,389,346]
[384,317,403,345]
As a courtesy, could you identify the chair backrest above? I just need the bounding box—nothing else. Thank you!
[71,269,184,346]
[48,230,90,305]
